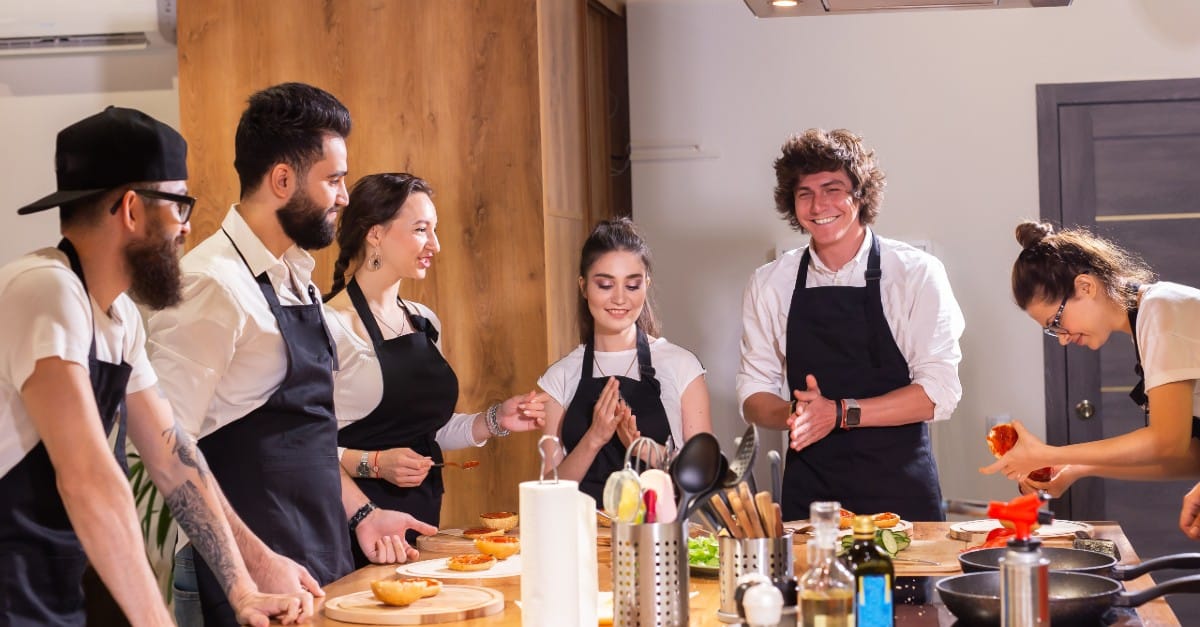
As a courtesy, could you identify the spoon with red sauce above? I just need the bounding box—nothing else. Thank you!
[433,460,480,470]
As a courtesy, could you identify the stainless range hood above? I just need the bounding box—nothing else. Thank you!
[744,0,1071,18]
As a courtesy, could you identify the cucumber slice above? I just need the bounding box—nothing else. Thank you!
[879,529,900,555]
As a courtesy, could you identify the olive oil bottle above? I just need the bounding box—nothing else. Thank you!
[799,502,855,627]
[844,515,894,626]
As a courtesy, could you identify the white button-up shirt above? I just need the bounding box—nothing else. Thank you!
[147,206,324,439]
[736,229,965,422]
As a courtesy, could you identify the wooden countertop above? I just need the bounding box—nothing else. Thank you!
[310,521,1178,626]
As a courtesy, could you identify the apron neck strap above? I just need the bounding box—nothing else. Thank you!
[57,238,99,363]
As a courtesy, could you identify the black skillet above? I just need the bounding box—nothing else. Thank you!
[959,548,1200,579]
[936,570,1200,625]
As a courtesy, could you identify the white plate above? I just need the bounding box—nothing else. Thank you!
[395,555,522,580]
[950,519,1093,538]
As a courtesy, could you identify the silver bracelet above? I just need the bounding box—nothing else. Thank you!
[485,403,510,437]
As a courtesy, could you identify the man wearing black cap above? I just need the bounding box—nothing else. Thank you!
[0,107,316,626]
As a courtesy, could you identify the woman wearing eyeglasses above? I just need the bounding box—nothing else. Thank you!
[981,221,1200,531]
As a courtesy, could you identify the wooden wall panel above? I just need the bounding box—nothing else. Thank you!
[539,0,591,373]
[178,0,553,530]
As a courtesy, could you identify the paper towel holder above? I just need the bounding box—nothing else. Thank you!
[537,435,562,484]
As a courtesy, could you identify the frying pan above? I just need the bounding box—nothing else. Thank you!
[959,548,1200,579]
[936,570,1200,625]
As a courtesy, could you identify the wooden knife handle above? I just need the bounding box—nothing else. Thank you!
[725,488,757,539]
[738,482,765,538]
[772,503,785,538]
[709,493,741,539]
[754,491,776,538]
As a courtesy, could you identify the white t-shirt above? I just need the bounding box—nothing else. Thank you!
[0,248,157,477]
[1136,281,1200,416]
[537,336,706,448]
[327,300,482,451]
[736,229,965,421]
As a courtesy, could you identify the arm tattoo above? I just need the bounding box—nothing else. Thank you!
[164,480,239,597]
[162,421,211,484]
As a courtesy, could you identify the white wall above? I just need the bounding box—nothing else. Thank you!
[626,0,1200,503]
[0,50,179,265]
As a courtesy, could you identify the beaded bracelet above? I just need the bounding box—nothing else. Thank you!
[348,501,377,534]
[485,403,510,438]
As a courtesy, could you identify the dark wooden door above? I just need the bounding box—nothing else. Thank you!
[1038,78,1200,607]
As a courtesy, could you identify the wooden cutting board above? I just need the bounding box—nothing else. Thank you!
[415,529,518,554]
[323,585,504,625]
[789,520,968,576]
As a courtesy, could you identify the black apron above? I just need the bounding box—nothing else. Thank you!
[1125,298,1200,438]
[0,240,132,626]
[560,329,672,503]
[192,232,351,626]
[781,235,943,522]
[337,279,458,567]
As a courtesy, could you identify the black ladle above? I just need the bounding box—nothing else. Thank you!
[669,432,724,521]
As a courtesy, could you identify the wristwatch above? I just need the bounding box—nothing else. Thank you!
[843,398,861,429]
[356,451,372,478]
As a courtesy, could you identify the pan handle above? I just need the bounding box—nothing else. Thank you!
[1114,573,1200,608]
[1111,553,1200,581]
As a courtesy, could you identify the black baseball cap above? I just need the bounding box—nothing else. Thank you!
[18,106,188,215]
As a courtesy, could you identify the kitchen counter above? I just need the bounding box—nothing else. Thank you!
[310,521,1178,626]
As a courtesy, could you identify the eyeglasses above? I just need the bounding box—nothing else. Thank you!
[132,188,196,223]
[794,186,855,207]
[1043,295,1070,338]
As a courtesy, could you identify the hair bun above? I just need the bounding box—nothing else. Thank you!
[1015,220,1053,249]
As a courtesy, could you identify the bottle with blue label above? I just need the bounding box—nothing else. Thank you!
[844,515,893,626]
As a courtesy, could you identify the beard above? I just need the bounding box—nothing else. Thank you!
[125,225,184,311]
[277,188,336,250]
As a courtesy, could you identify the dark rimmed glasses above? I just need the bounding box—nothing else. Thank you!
[133,188,196,223]
[110,188,197,223]
[1043,295,1070,338]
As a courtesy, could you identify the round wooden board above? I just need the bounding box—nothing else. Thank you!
[323,585,504,625]
[415,529,519,554]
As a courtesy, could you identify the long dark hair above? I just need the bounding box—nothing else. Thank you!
[324,172,434,301]
[577,217,661,344]
[1011,220,1154,310]
[234,82,352,198]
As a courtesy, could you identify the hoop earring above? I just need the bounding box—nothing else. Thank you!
[368,248,382,271]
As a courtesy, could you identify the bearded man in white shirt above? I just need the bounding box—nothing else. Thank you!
[737,128,965,523]
[147,83,435,627]
[1,107,312,626]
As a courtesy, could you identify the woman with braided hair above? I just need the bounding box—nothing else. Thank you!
[323,172,546,567]
[981,220,1200,537]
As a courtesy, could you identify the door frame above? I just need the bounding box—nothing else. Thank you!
[1035,77,1200,519]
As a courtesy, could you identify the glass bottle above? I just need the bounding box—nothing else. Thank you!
[799,501,855,627]
[844,515,893,627]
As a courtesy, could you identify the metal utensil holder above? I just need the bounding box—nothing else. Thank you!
[716,533,794,623]
[613,521,689,626]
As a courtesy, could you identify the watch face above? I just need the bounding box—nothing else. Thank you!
[845,408,861,426]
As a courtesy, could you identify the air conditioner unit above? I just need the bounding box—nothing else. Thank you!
[0,0,176,57]
[745,0,1071,18]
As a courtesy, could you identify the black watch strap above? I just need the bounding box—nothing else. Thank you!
[834,398,843,430]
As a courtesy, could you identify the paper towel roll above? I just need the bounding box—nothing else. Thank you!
[520,479,597,627]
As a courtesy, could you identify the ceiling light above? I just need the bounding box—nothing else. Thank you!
[772,0,800,5]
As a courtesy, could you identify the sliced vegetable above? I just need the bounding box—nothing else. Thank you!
[687,535,720,568]
[837,529,910,557]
